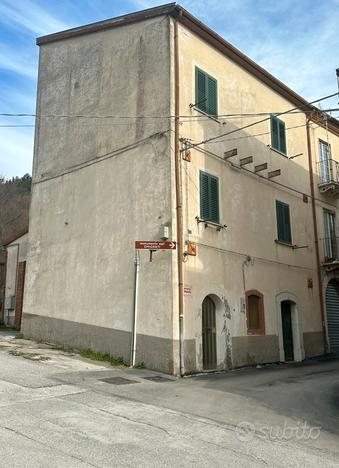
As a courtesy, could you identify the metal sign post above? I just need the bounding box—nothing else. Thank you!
[130,241,176,367]
[130,249,140,367]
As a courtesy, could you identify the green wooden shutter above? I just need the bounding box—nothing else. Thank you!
[283,203,292,243]
[279,119,287,154]
[195,67,217,117]
[200,171,219,223]
[271,115,279,151]
[200,172,210,219]
[271,115,286,154]
[207,76,217,116]
[276,201,292,243]
[196,68,207,113]
[209,175,219,223]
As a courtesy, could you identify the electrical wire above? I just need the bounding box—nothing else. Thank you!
[195,241,317,272]
[188,92,339,149]
[189,143,336,208]
[1,106,339,120]
[32,129,171,185]
[181,154,320,271]
[205,122,308,145]
[2,111,338,129]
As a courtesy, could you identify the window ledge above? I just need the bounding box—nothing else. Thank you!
[247,330,265,336]
[275,239,295,248]
[267,145,288,158]
[191,106,221,123]
[196,216,227,231]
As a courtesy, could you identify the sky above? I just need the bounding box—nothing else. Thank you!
[1,0,339,177]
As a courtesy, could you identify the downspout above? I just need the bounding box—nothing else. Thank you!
[306,117,329,353]
[174,18,185,376]
[0,248,7,324]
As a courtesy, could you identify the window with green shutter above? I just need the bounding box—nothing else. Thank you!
[195,67,218,117]
[276,200,292,244]
[200,171,219,223]
[270,115,287,155]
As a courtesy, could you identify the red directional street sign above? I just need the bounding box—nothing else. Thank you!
[135,241,176,250]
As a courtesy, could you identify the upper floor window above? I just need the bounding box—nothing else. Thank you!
[319,140,331,183]
[246,290,265,335]
[323,209,337,261]
[276,200,292,245]
[200,171,219,223]
[195,67,218,117]
[270,115,287,155]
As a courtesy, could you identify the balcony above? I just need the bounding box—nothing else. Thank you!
[321,237,339,266]
[317,158,339,195]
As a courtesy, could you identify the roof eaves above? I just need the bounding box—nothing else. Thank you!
[3,229,29,247]
[36,3,179,46]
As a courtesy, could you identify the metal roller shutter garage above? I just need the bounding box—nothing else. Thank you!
[326,279,339,354]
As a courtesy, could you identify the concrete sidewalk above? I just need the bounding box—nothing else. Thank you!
[0,331,338,467]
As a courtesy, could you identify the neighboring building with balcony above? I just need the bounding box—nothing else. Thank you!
[317,139,339,195]
[21,4,339,374]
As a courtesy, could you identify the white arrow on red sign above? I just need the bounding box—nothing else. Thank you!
[135,241,176,250]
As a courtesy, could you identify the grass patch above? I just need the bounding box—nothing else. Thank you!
[51,345,77,354]
[133,362,145,369]
[14,333,26,339]
[79,348,125,366]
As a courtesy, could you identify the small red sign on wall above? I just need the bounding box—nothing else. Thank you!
[135,241,176,250]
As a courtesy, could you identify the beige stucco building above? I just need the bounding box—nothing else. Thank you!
[22,4,339,374]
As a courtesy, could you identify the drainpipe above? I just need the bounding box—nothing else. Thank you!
[130,249,140,367]
[0,247,7,325]
[174,18,185,376]
[306,117,329,353]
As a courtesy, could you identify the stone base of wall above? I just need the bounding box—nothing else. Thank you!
[231,335,280,368]
[21,313,175,374]
[21,314,325,375]
[303,331,324,357]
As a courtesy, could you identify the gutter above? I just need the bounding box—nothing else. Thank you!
[0,248,7,324]
[174,17,185,376]
[306,118,329,353]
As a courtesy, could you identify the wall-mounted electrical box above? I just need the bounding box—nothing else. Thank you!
[161,225,169,240]
[187,242,197,256]
[5,295,15,310]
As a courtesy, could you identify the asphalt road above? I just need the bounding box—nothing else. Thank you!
[0,330,338,467]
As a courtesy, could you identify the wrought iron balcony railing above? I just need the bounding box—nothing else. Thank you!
[321,236,339,263]
[317,158,339,186]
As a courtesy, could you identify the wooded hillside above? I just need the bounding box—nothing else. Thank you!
[0,174,31,246]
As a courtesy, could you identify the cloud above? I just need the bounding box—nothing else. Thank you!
[0,0,71,36]
[181,0,339,102]
[0,0,338,177]
[0,45,37,79]
[0,126,34,177]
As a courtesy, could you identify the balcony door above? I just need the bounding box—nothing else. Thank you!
[319,140,331,183]
[324,210,337,261]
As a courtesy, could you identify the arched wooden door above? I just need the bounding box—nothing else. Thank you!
[202,296,217,369]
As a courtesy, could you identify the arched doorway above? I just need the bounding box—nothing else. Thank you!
[202,296,217,370]
[276,293,303,362]
[326,279,339,354]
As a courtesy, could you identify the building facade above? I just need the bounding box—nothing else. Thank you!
[21,4,339,374]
